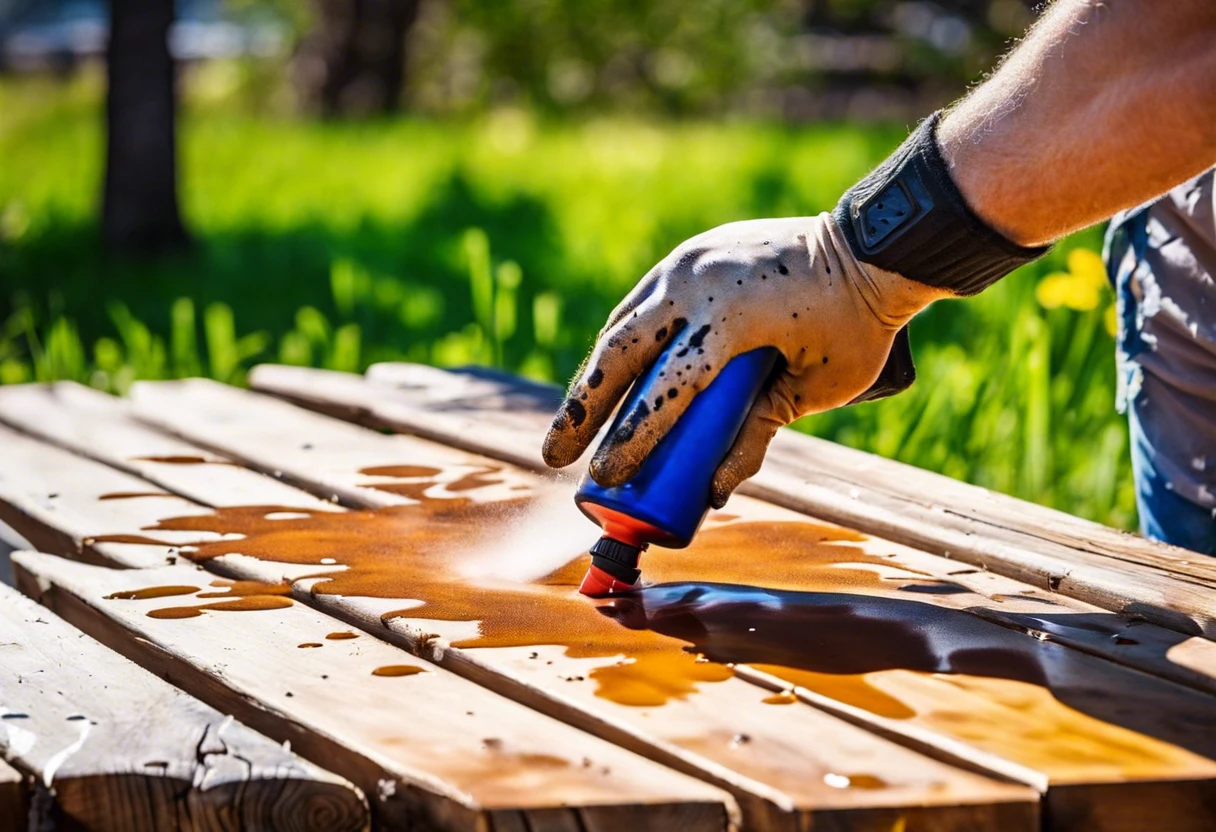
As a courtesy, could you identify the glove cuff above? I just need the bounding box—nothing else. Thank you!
[833,111,1050,297]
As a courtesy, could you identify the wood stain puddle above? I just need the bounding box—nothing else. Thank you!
[107,578,297,620]
[92,476,1216,774]
[358,464,508,500]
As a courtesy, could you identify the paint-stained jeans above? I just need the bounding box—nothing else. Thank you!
[1105,171,1216,554]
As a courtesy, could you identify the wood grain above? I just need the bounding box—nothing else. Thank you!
[272,361,1216,638]
[129,378,1216,831]
[0,385,1039,831]
[0,580,368,832]
[13,552,735,832]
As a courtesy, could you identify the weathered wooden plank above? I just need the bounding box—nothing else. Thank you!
[13,552,734,832]
[0,422,231,570]
[0,578,369,832]
[0,382,337,513]
[129,379,1216,830]
[257,363,555,473]
[257,362,1216,638]
[246,365,1216,695]
[0,759,26,832]
[1,389,1040,831]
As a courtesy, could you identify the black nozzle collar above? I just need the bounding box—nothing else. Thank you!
[589,536,644,585]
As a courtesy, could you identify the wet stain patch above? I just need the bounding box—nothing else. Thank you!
[372,665,427,677]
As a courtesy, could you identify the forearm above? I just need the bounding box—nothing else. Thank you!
[939,0,1216,247]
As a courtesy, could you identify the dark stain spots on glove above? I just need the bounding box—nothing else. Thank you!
[794,394,802,403]
[587,368,604,389]
[736,279,743,285]
[580,392,588,401]
[761,273,767,280]
[613,423,635,444]
[563,399,587,429]
[631,337,639,344]
[708,296,714,303]
[667,387,678,399]
[792,312,798,319]
[654,396,664,411]
[704,364,712,371]
[688,325,712,349]
[822,355,829,364]
[655,326,668,342]
[676,347,690,358]
[777,263,789,275]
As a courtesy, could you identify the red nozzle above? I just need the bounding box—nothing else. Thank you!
[578,564,638,597]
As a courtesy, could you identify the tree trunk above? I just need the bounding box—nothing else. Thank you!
[295,0,420,118]
[102,0,189,255]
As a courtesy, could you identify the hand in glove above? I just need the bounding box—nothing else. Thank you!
[542,113,1047,507]
[542,213,948,507]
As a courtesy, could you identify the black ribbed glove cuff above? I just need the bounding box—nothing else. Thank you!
[833,111,1050,297]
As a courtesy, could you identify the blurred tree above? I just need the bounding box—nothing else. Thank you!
[103,0,189,254]
[294,0,420,116]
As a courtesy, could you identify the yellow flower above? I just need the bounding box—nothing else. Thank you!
[1035,247,1108,312]
[1066,248,1108,288]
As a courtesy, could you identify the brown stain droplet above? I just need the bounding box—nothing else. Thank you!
[372,665,426,677]
[148,596,294,619]
[326,631,359,640]
[98,491,176,501]
[196,579,293,599]
[131,455,226,465]
[298,642,323,649]
[106,585,200,601]
[359,465,443,479]
[762,692,798,705]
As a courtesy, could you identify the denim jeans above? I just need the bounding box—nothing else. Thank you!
[1106,181,1216,554]
[1129,403,1216,554]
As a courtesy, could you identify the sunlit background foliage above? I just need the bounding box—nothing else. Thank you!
[0,0,1132,528]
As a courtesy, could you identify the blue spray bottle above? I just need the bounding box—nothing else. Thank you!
[574,345,781,596]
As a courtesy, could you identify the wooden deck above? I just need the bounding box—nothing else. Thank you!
[0,365,1213,831]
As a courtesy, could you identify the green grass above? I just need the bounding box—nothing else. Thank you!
[0,71,1133,529]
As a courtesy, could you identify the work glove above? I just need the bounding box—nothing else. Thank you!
[543,112,1048,507]
[542,213,948,507]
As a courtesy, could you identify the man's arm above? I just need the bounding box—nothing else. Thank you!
[941,0,1216,246]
